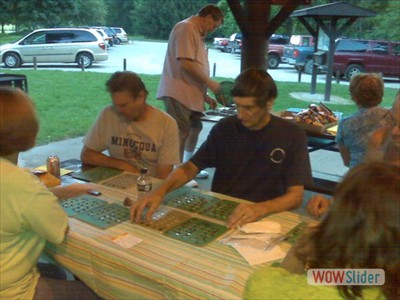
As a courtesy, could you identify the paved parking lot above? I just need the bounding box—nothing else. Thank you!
[2,40,399,89]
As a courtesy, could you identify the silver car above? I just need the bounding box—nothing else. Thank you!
[111,27,129,43]
[0,28,108,68]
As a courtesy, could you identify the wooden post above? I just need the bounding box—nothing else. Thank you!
[296,65,303,82]
[213,63,216,77]
[336,70,340,83]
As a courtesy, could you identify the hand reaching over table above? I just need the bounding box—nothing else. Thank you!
[50,183,95,200]
[227,203,262,229]
[205,94,218,110]
[306,194,331,218]
[129,190,164,223]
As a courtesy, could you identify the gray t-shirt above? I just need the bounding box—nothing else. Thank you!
[83,105,180,177]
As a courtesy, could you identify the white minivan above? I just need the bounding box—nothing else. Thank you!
[0,28,108,68]
[111,27,129,43]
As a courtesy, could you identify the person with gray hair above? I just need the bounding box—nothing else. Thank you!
[157,4,224,179]
[81,71,180,179]
[306,85,400,218]
[131,68,312,228]
[0,87,100,299]
[336,73,387,168]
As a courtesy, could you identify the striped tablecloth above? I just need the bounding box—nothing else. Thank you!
[45,182,311,299]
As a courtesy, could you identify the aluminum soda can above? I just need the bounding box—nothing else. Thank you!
[46,155,61,178]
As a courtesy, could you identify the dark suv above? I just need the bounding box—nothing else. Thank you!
[333,38,400,80]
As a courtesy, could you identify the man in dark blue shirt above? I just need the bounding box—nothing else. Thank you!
[130,68,312,228]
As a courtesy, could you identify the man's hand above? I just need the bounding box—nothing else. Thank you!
[205,94,218,110]
[81,145,140,174]
[306,194,331,218]
[207,80,221,94]
[227,203,261,229]
[129,191,164,223]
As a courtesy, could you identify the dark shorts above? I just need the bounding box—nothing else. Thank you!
[163,97,203,132]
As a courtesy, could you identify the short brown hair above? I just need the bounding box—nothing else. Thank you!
[0,87,39,155]
[232,68,277,107]
[349,73,384,108]
[106,71,149,99]
[197,4,224,22]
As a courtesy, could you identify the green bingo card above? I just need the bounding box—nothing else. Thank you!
[59,195,107,217]
[75,203,130,229]
[102,173,139,189]
[163,217,228,247]
[71,167,122,183]
[163,187,218,213]
[199,199,239,222]
[163,187,239,221]
[286,222,307,244]
[140,207,191,232]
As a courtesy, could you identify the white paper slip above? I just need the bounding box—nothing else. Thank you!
[233,244,287,266]
[112,233,142,249]
[240,220,281,234]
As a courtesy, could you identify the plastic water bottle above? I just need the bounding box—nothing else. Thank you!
[136,167,152,199]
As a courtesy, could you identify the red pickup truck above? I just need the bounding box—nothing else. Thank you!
[226,33,290,69]
[283,37,400,80]
[266,35,290,69]
[332,38,400,80]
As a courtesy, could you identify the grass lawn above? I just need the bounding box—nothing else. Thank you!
[1,69,397,146]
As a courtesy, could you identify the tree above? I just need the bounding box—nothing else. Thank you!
[299,0,399,40]
[376,0,400,41]
[215,0,240,38]
[105,0,135,33]
[13,0,76,29]
[1,0,106,32]
[130,0,208,39]
[0,0,23,32]
[0,0,11,33]
[74,0,107,26]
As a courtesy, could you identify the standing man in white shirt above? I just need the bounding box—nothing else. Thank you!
[157,4,223,179]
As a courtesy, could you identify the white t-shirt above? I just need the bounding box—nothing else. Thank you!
[83,105,180,178]
[157,16,209,112]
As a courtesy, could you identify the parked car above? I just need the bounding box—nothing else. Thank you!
[213,37,230,52]
[91,26,115,46]
[227,32,243,54]
[111,27,129,43]
[266,34,290,69]
[332,38,400,80]
[105,27,120,45]
[0,28,108,68]
[282,35,316,73]
[226,33,290,69]
[95,28,113,48]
